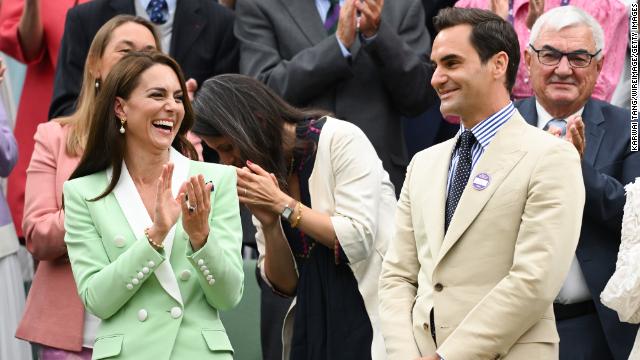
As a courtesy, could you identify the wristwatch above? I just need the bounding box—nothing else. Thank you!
[280,203,294,221]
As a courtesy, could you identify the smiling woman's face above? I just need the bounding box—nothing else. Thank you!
[115,64,185,155]
[98,22,157,80]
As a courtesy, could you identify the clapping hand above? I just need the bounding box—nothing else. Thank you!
[148,163,183,246]
[490,0,509,20]
[186,78,198,102]
[355,0,384,38]
[545,115,586,159]
[180,174,213,251]
[337,0,358,49]
[526,0,545,29]
[565,115,586,159]
[545,125,564,137]
[148,165,213,251]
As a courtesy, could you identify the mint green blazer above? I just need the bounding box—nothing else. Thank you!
[63,149,243,360]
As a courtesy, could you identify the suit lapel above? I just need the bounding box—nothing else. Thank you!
[422,140,456,261]
[581,100,604,166]
[435,114,528,265]
[516,97,538,127]
[519,97,602,164]
[107,148,189,306]
[517,97,604,165]
[171,0,205,60]
[278,0,327,45]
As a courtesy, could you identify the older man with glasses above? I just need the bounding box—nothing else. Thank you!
[516,5,640,360]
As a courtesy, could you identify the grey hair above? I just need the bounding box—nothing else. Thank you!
[528,5,605,60]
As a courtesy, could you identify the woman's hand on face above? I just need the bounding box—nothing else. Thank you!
[237,161,287,228]
[150,163,182,243]
[180,174,213,251]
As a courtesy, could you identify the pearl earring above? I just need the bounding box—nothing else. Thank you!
[119,117,126,134]
[95,79,100,90]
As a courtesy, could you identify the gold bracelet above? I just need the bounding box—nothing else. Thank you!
[290,202,303,228]
[144,227,164,249]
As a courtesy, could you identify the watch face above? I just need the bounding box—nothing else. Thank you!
[281,206,293,220]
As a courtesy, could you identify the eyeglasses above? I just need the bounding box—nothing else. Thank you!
[528,44,601,68]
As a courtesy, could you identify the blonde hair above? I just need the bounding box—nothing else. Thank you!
[58,15,161,156]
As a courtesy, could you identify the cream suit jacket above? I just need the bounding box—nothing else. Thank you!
[379,112,585,360]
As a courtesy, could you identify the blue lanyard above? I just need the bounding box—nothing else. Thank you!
[508,0,570,24]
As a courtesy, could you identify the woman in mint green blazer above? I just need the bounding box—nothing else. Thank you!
[62,51,243,360]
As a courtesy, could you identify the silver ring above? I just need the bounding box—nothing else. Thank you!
[188,205,196,213]
[244,188,248,196]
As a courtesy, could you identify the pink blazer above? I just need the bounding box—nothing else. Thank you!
[15,121,85,351]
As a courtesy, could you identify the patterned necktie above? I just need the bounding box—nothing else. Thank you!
[445,130,475,232]
[543,118,567,137]
[324,0,340,35]
[146,0,168,25]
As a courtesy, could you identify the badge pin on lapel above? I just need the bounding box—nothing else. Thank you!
[472,173,490,191]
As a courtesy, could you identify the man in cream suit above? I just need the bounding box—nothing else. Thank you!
[379,8,585,360]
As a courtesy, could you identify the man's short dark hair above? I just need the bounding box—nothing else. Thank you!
[434,8,520,93]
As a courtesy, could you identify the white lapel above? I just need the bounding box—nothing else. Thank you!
[107,147,190,306]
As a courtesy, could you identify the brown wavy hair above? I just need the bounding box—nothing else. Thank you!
[191,74,329,190]
[69,51,197,200]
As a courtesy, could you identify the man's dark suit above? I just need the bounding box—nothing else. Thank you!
[517,97,640,359]
[48,0,238,119]
[235,0,436,192]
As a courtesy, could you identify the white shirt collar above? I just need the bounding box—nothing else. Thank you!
[535,100,584,129]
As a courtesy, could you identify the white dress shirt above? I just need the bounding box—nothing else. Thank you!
[535,100,591,304]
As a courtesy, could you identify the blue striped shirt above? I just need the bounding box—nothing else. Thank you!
[446,102,516,192]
